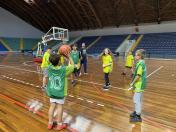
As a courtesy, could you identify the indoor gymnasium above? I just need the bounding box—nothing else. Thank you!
[0,0,176,132]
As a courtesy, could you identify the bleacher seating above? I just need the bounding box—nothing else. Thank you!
[135,32,176,58]
[76,36,99,49]
[67,37,77,44]
[88,35,127,54]
[0,37,41,51]
[129,34,139,40]
[23,38,40,50]
[2,37,20,51]
[0,42,8,51]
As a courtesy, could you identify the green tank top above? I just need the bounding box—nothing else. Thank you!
[133,60,147,92]
[46,65,66,99]
[71,50,79,64]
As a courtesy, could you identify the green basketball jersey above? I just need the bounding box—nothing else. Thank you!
[71,50,79,64]
[133,60,147,92]
[46,65,66,99]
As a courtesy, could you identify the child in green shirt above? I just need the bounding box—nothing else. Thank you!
[70,44,80,86]
[46,53,74,130]
[129,49,147,122]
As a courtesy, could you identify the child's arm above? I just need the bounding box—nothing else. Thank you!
[130,65,142,87]
[130,75,140,86]
[103,62,112,68]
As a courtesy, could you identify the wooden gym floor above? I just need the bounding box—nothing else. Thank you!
[0,53,176,132]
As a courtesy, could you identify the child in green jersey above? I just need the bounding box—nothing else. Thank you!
[129,49,147,123]
[70,44,80,86]
[46,53,74,130]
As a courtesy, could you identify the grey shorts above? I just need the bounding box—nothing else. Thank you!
[42,68,48,77]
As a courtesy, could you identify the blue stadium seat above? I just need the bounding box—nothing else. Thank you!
[135,32,176,58]
[76,36,99,49]
[88,35,127,54]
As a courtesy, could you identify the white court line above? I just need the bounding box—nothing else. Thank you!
[77,97,84,101]
[1,74,102,107]
[97,104,104,107]
[68,95,74,97]
[0,64,126,90]
[87,100,93,103]
[23,61,36,67]
[0,65,41,74]
[147,66,164,78]
[0,64,164,91]
[74,78,126,90]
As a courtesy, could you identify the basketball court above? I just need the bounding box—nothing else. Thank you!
[0,53,175,132]
[0,0,176,132]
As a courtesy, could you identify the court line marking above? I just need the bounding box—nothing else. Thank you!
[68,95,74,97]
[97,104,105,107]
[1,74,174,129]
[0,64,164,91]
[147,66,164,78]
[0,65,41,74]
[0,64,125,90]
[23,61,36,67]
[77,97,84,101]
[1,64,174,130]
[87,100,94,104]
[74,78,126,90]
[75,65,163,90]
[0,90,173,131]
[1,75,104,107]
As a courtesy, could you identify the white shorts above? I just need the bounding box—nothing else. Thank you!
[50,98,65,104]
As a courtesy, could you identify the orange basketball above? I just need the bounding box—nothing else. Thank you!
[58,44,71,57]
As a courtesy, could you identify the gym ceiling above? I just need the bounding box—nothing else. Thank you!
[0,0,176,32]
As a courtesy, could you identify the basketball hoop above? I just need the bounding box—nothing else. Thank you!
[36,27,69,58]
[42,27,69,43]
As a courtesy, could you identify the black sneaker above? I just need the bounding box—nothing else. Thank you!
[130,114,142,123]
[103,85,109,91]
[130,111,136,118]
